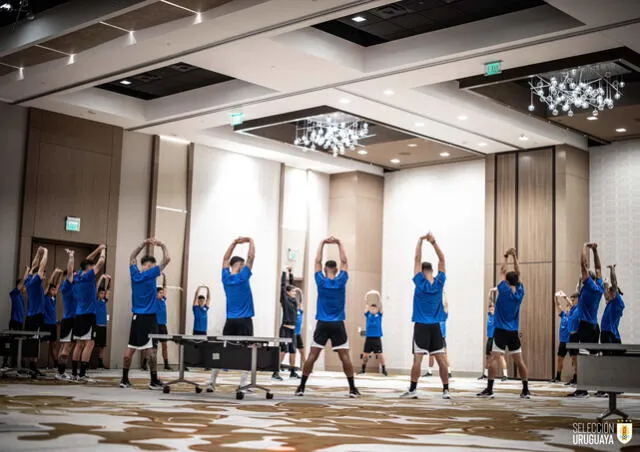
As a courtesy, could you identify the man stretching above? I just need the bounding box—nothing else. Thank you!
[56,249,77,380]
[601,264,625,345]
[43,268,63,368]
[273,267,300,380]
[207,237,255,393]
[551,291,572,383]
[479,294,507,381]
[295,237,360,398]
[360,290,387,376]
[95,274,111,369]
[155,273,171,370]
[478,248,530,399]
[120,238,171,390]
[294,288,306,374]
[4,266,29,367]
[401,232,450,400]
[24,246,48,375]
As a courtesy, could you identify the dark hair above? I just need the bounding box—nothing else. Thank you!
[197,295,206,300]
[422,262,433,272]
[588,270,597,281]
[229,256,245,267]
[371,304,378,308]
[80,259,94,270]
[48,283,56,289]
[98,287,106,293]
[141,255,156,265]
[16,279,22,286]
[506,271,520,286]
[570,292,579,299]
[286,285,296,292]
[157,287,164,293]
[325,260,337,269]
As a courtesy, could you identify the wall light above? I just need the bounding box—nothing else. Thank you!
[120,80,132,85]
[351,16,366,22]
[457,115,468,120]
[478,142,487,147]
[357,149,368,155]
[518,134,529,141]
[383,89,395,96]
[440,152,450,157]
[339,98,351,104]
[17,67,24,81]
[587,116,598,121]
[414,122,424,127]
[390,158,400,164]
[615,128,626,133]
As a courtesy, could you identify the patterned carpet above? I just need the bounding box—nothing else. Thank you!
[0,369,638,451]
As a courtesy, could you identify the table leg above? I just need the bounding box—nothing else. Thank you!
[250,343,257,385]
[598,393,629,420]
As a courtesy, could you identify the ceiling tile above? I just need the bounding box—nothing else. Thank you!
[106,1,193,31]
[170,0,233,12]
[0,45,62,68]
[42,23,127,54]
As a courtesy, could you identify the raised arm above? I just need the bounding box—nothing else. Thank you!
[87,244,106,263]
[553,291,564,313]
[161,272,167,291]
[510,249,520,276]
[17,265,30,290]
[155,240,171,272]
[499,249,511,281]
[336,237,348,272]
[31,248,42,270]
[591,243,602,280]
[426,232,445,273]
[414,236,425,275]
[608,264,620,295]
[581,242,590,281]
[223,238,239,268]
[488,288,497,305]
[130,238,153,266]
[193,287,201,306]
[94,247,106,274]
[280,270,288,304]
[104,275,112,291]
[97,274,107,290]
[64,248,75,283]
[37,247,48,279]
[288,267,294,285]
[48,268,63,289]
[245,237,255,269]
[315,238,328,273]
[205,286,211,307]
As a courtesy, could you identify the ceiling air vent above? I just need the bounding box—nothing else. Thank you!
[371,3,410,19]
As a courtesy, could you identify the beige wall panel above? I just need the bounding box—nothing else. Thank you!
[157,141,188,210]
[330,173,358,199]
[495,154,516,260]
[563,175,589,262]
[355,197,383,274]
[34,143,111,244]
[327,196,357,267]
[355,172,384,201]
[281,228,307,277]
[38,110,115,156]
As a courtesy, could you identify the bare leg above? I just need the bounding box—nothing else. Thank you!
[410,353,424,383]
[297,348,306,370]
[361,352,369,372]
[145,348,158,383]
[121,347,136,384]
[434,353,449,386]
[428,353,435,369]
[302,347,321,377]
[161,342,168,364]
[336,349,354,378]
[288,352,296,368]
[80,340,95,362]
[512,353,528,380]
[72,341,84,362]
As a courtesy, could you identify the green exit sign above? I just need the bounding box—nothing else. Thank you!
[229,112,244,126]
[485,61,502,76]
[65,216,81,232]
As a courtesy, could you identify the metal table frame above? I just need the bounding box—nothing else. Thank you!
[149,334,292,399]
[0,330,50,379]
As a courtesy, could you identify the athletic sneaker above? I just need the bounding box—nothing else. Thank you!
[55,373,72,382]
[594,391,608,398]
[520,390,532,399]
[442,389,452,399]
[476,388,494,398]
[289,372,301,379]
[382,369,388,376]
[448,372,452,378]
[294,386,305,396]
[400,390,418,399]
[120,379,133,388]
[271,372,283,381]
[550,377,561,383]
[77,375,95,383]
[501,375,508,382]
[164,364,172,371]
[69,375,78,382]
[148,380,165,390]
[567,390,589,398]
[349,388,361,398]
[206,384,215,393]
[422,371,433,377]
[477,374,487,380]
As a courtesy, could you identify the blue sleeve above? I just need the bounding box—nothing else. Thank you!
[140,265,161,281]
[239,266,252,281]
[436,272,447,286]
[192,305,197,314]
[583,277,603,294]
[412,272,426,286]
[10,288,19,297]
[86,268,96,282]
[204,306,210,312]
[130,264,140,281]
[364,311,370,318]
[314,271,325,287]
[497,280,510,296]
[337,271,349,286]
[221,268,230,283]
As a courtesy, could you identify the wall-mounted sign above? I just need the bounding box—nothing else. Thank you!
[65,216,81,232]
[287,248,298,262]
[229,112,244,126]
[484,61,502,76]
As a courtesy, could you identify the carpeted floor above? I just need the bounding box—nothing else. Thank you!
[0,369,638,451]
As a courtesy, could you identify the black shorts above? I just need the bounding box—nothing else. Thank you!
[74,313,96,341]
[23,314,44,357]
[279,326,296,353]
[413,322,444,354]
[492,328,521,354]
[568,332,579,356]
[42,323,58,342]
[128,314,158,350]
[295,333,304,350]
[485,337,494,356]
[222,317,254,336]
[9,320,23,330]
[156,324,168,342]
[312,320,348,350]
[557,342,568,357]
[600,330,621,344]
[60,318,74,343]
[24,313,44,332]
[95,325,107,347]
[193,330,206,336]
[577,320,600,343]
[364,337,383,354]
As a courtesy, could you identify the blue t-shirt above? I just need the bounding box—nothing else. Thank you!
[60,279,76,320]
[9,288,25,323]
[156,297,168,325]
[74,269,97,316]
[295,309,303,335]
[25,274,45,317]
[193,305,209,332]
[222,266,254,319]
[412,272,446,324]
[130,264,161,314]
[486,312,495,338]
[568,304,581,334]
[365,311,383,337]
[96,298,108,325]
[578,277,604,324]
[43,295,57,325]
[558,311,570,343]
[494,280,525,332]
[315,271,348,321]
[601,293,624,339]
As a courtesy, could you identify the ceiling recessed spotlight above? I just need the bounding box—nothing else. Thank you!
[440,152,450,157]
[478,142,487,147]
[383,89,395,96]
[120,80,132,85]
[518,134,529,141]
[390,158,401,164]
[587,116,598,121]
[357,149,368,155]
[414,122,425,127]
[457,115,468,121]
[407,143,418,147]
[339,98,351,104]
[351,16,366,23]
[615,128,627,133]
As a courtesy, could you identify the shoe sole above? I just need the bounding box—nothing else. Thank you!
[400,395,418,399]
[477,394,494,398]
[349,393,361,398]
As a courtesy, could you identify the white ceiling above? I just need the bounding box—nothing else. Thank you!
[2,0,640,173]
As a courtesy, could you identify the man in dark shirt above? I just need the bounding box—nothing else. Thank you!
[273,267,300,380]
[4,266,29,367]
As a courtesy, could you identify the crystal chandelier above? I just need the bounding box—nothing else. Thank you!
[528,64,625,118]
[293,113,371,157]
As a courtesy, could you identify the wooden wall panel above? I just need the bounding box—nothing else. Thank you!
[495,154,517,261]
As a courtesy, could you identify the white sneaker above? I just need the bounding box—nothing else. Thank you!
[77,375,95,383]
[442,389,452,399]
[400,390,418,399]
[55,373,71,382]
[206,384,215,393]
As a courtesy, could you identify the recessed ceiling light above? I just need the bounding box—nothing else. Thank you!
[587,116,598,121]
[357,149,368,155]
[408,143,418,147]
[518,134,529,141]
[339,98,351,104]
[616,127,627,133]
[478,142,488,147]
[390,158,401,164]
[383,89,395,96]
[457,115,468,121]
[414,122,425,127]
[351,16,366,22]
[440,152,450,157]
[120,80,132,85]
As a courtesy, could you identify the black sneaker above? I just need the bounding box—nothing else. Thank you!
[382,369,388,377]
[290,372,301,379]
[520,390,532,399]
[477,374,487,380]
[550,377,560,383]
[422,371,433,377]
[272,372,283,381]
[120,379,133,388]
[594,391,608,398]
[294,386,305,396]
[567,390,589,398]
[148,380,164,390]
[501,375,508,382]
[164,364,172,371]
[476,388,494,398]
[349,388,361,398]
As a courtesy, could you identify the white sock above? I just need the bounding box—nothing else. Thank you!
[448,367,452,374]
[483,368,488,375]
[428,367,433,373]
[208,368,220,386]
[503,368,508,377]
[239,371,249,387]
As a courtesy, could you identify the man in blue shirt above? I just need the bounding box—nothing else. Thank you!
[95,274,111,369]
[359,290,387,376]
[23,246,48,375]
[478,248,530,399]
[564,292,581,386]
[551,291,574,383]
[207,237,255,393]
[71,244,106,382]
[43,268,63,369]
[426,295,452,378]
[120,238,171,390]
[601,264,624,345]
[273,267,301,381]
[294,291,306,372]
[401,232,449,400]
[192,286,211,335]
[154,273,172,371]
[479,292,507,381]
[295,236,360,398]
[55,249,79,381]
[3,266,29,368]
